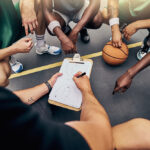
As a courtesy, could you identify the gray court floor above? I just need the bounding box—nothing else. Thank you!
[7,24,150,126]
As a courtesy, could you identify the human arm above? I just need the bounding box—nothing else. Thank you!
[66,72,113,150]
[42,0,76,54]
[20,0,38,35]
[69,0,100,44]
[108,0,122,47]
[13,73,62,105]
[113,52,150,94]
[123,19,150,41]
[0,38,33,61]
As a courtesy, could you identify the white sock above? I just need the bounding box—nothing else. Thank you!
[36,34,45,47]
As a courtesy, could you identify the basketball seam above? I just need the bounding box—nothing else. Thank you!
[105,44,128,56]
[103,51,127,60]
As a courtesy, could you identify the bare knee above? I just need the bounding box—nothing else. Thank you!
[0,73,9,87]
[87,12,103,29]
[0,61,11,87]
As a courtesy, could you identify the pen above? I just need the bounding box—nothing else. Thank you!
[77,72,86,78]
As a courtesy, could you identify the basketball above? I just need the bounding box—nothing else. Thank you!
[102,41,129,65]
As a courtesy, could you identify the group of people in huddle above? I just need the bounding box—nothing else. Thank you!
[1,0,150,150]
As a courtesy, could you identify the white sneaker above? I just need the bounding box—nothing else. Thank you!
[137,48,150,60]
[9,56,23,73]
[35,43,62,55]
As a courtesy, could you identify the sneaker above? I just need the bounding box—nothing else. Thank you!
[80,28,90,43]
[9,56,23,73]
[137,48,150,60]
[35,43,62,55]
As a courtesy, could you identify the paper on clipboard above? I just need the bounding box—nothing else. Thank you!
[48,54,93,111]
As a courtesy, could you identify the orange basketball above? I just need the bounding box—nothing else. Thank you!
[102,41,129,65]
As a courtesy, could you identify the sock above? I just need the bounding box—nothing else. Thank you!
[36,34,45,47]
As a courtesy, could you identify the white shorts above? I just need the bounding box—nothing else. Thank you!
[53,0,89,24]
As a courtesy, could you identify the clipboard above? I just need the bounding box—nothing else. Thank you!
[48,54,93,111]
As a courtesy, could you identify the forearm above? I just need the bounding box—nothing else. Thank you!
[0,46,17,61]
[134,19,150,30]
[20,0,34,11]
[127,53,150,78]
[81,91,109,122]
[13,83,49,105]
[108,0,120,32]
[73,0,100,33]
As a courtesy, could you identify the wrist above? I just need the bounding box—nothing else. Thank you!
[44,81,52,94]
[132,21,141,30]
[82,89,93,96]
[111,24,120,32]
[127,68,135,79]
[10,45,19,54]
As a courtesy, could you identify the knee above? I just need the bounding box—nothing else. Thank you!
[0,74,9,87]
[92,18,103,29]
[0,61,11,87]
[129,118,150,130]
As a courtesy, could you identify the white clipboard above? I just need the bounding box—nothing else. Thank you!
[48,54,93,111]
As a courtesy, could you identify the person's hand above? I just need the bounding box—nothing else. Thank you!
[60,37,77,54]
[68,30,78,45]
[48,73,63,87]
[112,28,122,48]
[21,0,38,35]
[12,38,33,53]
[113,71,133,95]
[73,72,92,94]
[123,23,138,41]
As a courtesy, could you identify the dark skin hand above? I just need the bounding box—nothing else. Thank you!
[113,71,132,95]
[113,53,150,95]
[42,0,76,54]
[69,0,100,45]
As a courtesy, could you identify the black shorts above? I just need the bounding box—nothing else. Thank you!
[0,87,90,150]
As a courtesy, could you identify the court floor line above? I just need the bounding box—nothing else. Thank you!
[9,41,142,79]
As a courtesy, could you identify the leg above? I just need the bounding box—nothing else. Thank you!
[34,0,61,55]
[0,58,11,87]
[113,118,150,150]
[86,11,103,29]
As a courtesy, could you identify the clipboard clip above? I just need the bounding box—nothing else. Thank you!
[69,53,84,64]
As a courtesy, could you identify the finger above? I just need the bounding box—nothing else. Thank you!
[74,72,82,77]
[29,43,34,49]
[115,43,119,48]
[24,24,29,36]
[113,86,121,95]
[32,22,36,29]
[24,37,32,42]
[112,42,116,47]
[118,40,122,48]
[54,72,63,77]
[29,23,34,34]
[27,41,32,47]
[35,20,38,27]
[121,88,127,93]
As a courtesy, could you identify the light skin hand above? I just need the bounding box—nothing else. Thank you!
[113,71,132,95]
[20,0,38,35]
[123,23,138,41]
[73,72,93,95]
[112,25,122,48]
[48,72,63,87]
[12,38,33,53]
